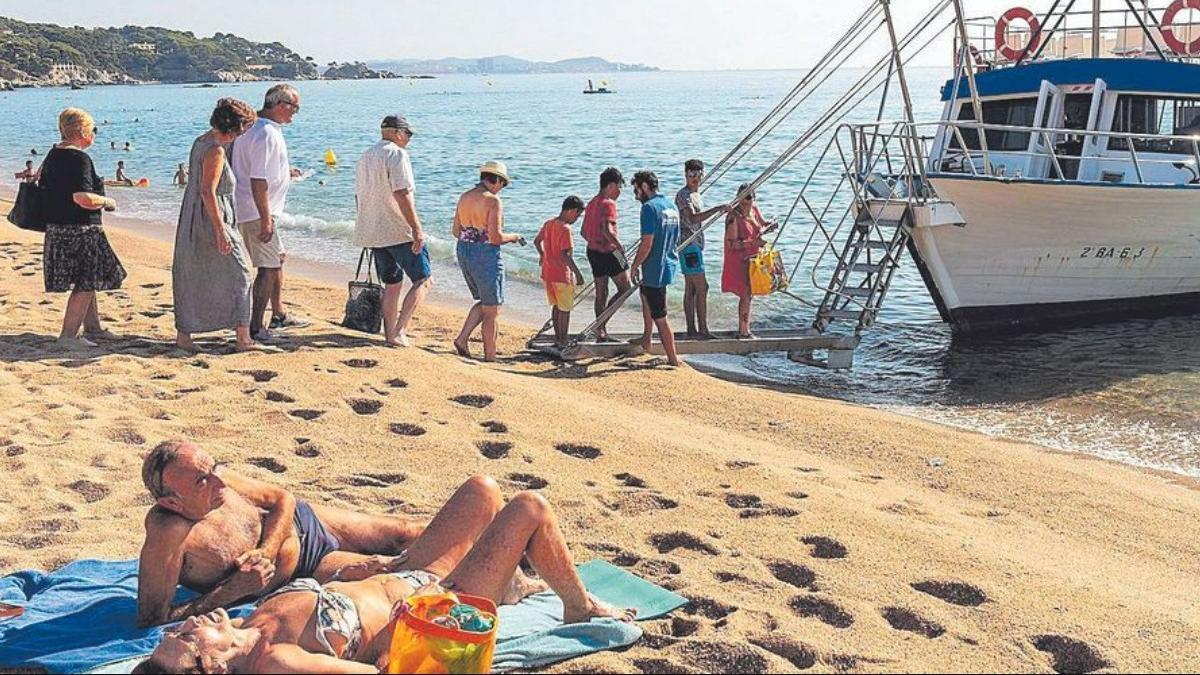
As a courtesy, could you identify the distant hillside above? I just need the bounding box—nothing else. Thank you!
[365,55,657,75]
[0,16,319,86]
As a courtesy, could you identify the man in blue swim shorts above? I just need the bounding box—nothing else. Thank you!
[675,159,731,339]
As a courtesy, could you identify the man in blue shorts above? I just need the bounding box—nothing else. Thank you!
[631,171,682,366]
[675,159,730,339]
[354,114,430,347]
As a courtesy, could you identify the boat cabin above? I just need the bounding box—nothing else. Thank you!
[931,58,1200,186]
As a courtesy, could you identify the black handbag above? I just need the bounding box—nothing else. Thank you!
[342,249,383,334]
[7,179,46,233]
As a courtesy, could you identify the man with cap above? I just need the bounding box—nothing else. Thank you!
[452,161,525,362]
[353,114,429,347]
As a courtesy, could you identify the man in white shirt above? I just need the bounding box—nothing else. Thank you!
[231,84,309,342]
[354,115,429,347]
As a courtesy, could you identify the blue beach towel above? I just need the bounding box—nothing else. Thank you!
[0,559,686,674]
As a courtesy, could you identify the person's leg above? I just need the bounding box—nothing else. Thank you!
[83,294,102,333]
[271,265,285,318]
[683,276,698,337]
[639,291,653,354]
[738,293,752,336]
[480,306,499,362]
[250,268,270,337]
[593,276,609,323]
[455,302,484,357]
[382,282,404,344]
[176,330,196,350]
[308,504,428,557]
[234,325,256,351]
[695,274,711,337]
[397,277,431,338]
[656,316,679,366]
[442,492,635,624]
[59,290,93,341]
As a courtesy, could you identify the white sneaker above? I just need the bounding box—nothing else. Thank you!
[58,336,98,349]
[271,313,311,330]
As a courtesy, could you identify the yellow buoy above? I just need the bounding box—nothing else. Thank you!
[324,149,338,166]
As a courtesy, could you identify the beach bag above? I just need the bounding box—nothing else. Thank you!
[7,180,46,233]
[342,249,383,334]
[749,247,788,296]
[388,592,499,674]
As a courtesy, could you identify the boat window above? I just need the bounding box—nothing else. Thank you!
[1109,95,1200,154]
[951,97,1036,151]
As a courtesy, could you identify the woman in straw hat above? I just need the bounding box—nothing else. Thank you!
[451,161,525,361]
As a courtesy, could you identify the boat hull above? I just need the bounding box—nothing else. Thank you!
[915,176,1200,335]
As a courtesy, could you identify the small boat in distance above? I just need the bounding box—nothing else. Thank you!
[583,79,614,94]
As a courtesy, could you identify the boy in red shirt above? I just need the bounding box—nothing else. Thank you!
[535,196,587,348]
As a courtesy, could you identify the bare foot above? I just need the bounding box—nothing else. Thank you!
[500,570,550,605]
[57,336,97,350]
[235,342,270,353]
[85,329,120,341]
[453,339,471,358]
[563,593,637,624]
[175,335,198,352]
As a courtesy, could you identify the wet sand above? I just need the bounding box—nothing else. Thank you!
[1,205,1199,672]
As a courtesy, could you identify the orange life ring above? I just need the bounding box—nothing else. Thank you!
[995,7,1042,61]
[1163,0,1200,55]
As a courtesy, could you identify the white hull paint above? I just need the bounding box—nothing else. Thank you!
[916,176,1200,331]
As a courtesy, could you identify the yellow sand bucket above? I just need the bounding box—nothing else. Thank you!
[387,592,498,674]
[749,247,788,296]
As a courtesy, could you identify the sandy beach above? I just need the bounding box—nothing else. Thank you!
[1,203,1199,673]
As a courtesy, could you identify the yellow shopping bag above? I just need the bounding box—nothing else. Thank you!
[749,248,788,296]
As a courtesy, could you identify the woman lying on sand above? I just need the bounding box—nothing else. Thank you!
[133,489,634,673]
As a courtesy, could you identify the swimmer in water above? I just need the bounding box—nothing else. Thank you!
[173,163,188,186]
[124,142,132,152]
[115,160,134,186]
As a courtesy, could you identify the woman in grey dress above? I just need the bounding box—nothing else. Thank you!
[173,99,259,351]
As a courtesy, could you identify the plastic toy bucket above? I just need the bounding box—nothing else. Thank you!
[387,593,498,674]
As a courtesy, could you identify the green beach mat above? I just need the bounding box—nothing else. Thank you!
[576,559,688,620]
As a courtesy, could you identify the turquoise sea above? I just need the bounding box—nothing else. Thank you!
[2,69,1198,476]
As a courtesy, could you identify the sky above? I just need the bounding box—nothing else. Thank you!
[0,0,1046,71]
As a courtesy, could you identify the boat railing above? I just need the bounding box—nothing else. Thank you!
[958,3,1200,67]
[922,119,1200,185]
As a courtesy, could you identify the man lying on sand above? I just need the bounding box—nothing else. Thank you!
[136,440,433,627]
[133,488,633,674]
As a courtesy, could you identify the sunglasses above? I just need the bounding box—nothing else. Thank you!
[686,170,703,177]
[283,101,301,112]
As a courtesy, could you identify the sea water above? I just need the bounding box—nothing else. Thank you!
[1,70,1197,476]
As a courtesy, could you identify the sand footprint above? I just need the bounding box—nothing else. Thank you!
[505,473,548,490]
[452,394,494,409]
[598,491,679,515]
[585,542,642,567]
[289,409,325,421]
[237,369,279,383]
[385,378,408,388]
[108,428,146,446]
[342,359,378,369]
[672,640,768,674]
[881,607,944,638]
[480,420,507,433]
[789,596,854,628]
[247,457,288,474]
[767,561,818,591]
[556,443,601,460]
[615,472,647,488]
[294,439,322,458]
[345,473,406,487]
[746,634,818,671]
[68,480,110,504]
[264,391,296,403]
[389,423,427,437]
[801,536,848,560]
[1032,635,1111,674]
[476,440,512,460]
[347,398,383,415]
[911,580,986,607]
[683,594,738,621]
[649,532,719,556]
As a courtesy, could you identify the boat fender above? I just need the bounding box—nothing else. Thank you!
[1163,0,1200,55]
[324,148,338,166]
[995,7,1041,62]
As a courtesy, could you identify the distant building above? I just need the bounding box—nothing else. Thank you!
[128,42,157,53]
[246,64,272,72]
[49,63,83,77]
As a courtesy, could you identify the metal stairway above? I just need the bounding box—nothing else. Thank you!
[813,200,912,335]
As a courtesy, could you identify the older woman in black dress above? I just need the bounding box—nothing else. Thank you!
[40,107,126,348]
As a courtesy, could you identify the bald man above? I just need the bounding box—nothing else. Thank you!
[135,440,439,627]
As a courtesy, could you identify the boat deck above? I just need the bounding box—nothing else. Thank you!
[528,329,860,368]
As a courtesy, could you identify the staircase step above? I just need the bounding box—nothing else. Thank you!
[860,240,892,250]
[850,262,886,274]
[841,287,873,298]
[855,218,904,230]
[821,309,866,320]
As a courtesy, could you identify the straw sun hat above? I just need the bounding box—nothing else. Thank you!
[479,160,511,183]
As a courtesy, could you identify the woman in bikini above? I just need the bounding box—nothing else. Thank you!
[133,490,634,674]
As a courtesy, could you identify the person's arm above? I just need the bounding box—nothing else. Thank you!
[451,197,463,239]
[533,229,546,261]
[725,214,741,250]
[135,512,273,627]
[392,189,424,253]
[250,179,273,242]
[218,469,296,568]
[602,202,621,252]
[67,153,115,211]
[200,146,233,255]
[260,644,378,674]
[562,248,584,286]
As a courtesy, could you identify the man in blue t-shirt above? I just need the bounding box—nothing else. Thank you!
[630,170,681,366]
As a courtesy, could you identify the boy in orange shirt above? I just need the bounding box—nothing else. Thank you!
[534,196,587,348]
